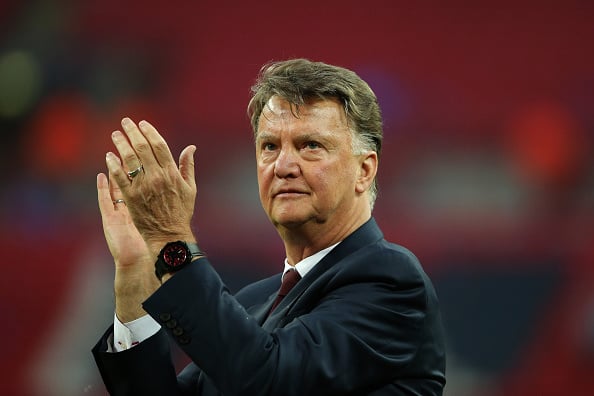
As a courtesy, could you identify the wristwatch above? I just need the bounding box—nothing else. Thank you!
[155,241,204,281]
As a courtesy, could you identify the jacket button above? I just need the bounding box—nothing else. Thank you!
[159,313,171,322]
[178,334,191,345]
[166,319,177,329]
[172,327,184,336]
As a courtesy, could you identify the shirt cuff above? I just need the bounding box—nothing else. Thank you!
[111,312,161,352]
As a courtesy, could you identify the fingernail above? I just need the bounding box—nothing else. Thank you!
[106,152,121,164]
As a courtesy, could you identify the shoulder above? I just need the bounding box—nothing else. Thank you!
[338,239,429,286]
[322,238,441,315]
[331,218,429,285]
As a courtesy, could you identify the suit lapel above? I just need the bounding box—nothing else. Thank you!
[262,218,384,330]
[238,273,282,325]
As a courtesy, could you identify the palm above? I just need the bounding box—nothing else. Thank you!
[103,204,152,268]
[97,173,152,270]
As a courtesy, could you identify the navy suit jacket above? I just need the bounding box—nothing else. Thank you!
[93,218,446,395]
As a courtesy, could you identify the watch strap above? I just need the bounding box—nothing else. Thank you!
[185,242,203,257]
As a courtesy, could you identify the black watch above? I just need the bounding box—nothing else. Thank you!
[155,241,204,281]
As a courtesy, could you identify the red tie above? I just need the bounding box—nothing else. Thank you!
[269,269,301,313]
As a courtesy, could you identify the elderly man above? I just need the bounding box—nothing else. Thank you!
[93,59,446,395]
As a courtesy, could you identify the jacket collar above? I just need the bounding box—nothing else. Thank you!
[262,217,383,327]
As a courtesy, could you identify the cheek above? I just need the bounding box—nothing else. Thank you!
[256,165,272,195]
[326,163,358,195]
[308,164,340,196]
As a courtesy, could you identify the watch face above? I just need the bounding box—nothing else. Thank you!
[162,243,189,268]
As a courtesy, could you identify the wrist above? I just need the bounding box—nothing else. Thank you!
[146,234,196,257]
[114,270,160,299]
[160,255,203,284]
[154,240,204,282]
[114,269,160,323]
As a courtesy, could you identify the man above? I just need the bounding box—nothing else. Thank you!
[93,59,446,395]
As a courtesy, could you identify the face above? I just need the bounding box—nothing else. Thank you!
[256,95,373,231]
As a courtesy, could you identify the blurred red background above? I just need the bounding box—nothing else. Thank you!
[0,1,592,395]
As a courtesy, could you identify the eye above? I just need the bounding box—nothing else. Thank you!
[262,142,277,151]
[304,141,321,150]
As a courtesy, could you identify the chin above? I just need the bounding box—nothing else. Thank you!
[271,211,327,230]
[272,217,307,229]
[270,211,310,228]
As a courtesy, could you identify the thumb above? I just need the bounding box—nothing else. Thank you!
[179,145,196,188]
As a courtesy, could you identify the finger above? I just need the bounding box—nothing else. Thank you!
[111,129,144,177]
[97,172,115,219]
[179,145,197,189]
[108,166,127,211]
[106,151,131,191]
[120,117,161,170]
[137,119,176,169]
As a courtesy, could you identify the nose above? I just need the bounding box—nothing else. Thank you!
[274,146,301,178]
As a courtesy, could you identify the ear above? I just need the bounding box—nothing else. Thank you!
[355,151,378,194]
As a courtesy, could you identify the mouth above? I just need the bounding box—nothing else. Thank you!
[273,189,308,198]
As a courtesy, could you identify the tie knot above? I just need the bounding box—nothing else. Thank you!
[278,269,301,297]
[268,268,302,315]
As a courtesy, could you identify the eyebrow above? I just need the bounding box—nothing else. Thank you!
[255,132,277,143]
[256,131,337,148]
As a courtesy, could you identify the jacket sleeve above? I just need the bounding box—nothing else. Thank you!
[142,252,445,396]
[92,326,184,395]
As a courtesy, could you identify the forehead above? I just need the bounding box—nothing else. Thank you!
[257,95,349,134]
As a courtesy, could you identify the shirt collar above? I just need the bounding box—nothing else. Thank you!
[282,242,340,280]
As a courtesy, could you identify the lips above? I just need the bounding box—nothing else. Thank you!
[272,188,308,198]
